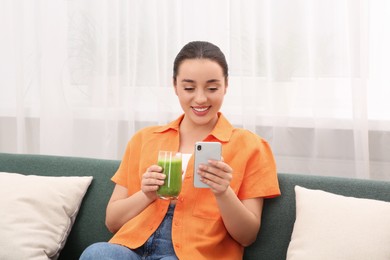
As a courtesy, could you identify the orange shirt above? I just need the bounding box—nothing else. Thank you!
[109,113,280,260]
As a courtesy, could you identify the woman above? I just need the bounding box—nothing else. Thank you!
[80,41,280,260]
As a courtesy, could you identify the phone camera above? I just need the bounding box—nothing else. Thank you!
[197,145,202,151]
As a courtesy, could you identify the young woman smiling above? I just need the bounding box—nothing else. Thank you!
[80,41,280,260]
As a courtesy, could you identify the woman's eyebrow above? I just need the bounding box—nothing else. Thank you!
[181,79,220,83]
[181,79,195,83]
[206,79,220,83]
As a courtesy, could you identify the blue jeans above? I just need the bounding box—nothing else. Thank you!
[80,204,178,260]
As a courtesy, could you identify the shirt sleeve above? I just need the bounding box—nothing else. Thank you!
[111,131,143,194]
[237,134,281,200]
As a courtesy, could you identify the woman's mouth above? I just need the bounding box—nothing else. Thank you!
[191,106,211,116]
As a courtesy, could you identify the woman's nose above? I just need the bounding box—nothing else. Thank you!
[194,89,207,104]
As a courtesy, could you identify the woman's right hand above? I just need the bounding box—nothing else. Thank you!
[141,165,166,200]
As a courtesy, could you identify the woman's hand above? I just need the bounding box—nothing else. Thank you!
[197,158,233,196]
[141,165,165,200]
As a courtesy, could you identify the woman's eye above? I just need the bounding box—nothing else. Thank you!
[184,86,195,91]
[208,87,219,91]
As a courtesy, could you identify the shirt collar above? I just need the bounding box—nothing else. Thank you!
[153,114,184,133]
[153,112,233,142]
[209,112,233,142]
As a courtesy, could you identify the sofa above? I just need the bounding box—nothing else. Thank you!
[0,152,389,260]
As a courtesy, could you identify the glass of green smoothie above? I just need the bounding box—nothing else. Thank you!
[157,151,182,200]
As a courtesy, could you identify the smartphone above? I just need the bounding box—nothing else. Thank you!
[193,141,222,188]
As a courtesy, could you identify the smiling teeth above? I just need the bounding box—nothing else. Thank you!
[193,107,208,112]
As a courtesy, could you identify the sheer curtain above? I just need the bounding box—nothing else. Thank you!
[1,0,389,180]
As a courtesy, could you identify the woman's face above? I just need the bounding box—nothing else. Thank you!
[174,58,227,128]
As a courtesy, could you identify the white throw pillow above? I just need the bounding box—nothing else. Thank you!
[287,185,390,260]
[0,172,93,260]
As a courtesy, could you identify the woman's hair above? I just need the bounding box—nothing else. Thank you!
[173,41,228,84]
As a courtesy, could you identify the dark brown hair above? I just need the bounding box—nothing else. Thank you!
[173,41,228,84]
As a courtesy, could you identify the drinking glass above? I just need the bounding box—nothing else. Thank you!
[157,151,182,200]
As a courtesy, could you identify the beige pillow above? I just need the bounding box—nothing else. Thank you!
[0,172,93,260]
[287,186,390,260]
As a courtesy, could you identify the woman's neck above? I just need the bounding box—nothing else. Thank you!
[180,114,218,137]
[178,114,218,153]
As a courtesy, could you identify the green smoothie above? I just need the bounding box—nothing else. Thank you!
[157,157,182,199]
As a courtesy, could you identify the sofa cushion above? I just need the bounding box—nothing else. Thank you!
[0,172,92,260]
[287,185,390,260]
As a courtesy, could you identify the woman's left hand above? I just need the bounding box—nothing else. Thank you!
[198,158,233,196]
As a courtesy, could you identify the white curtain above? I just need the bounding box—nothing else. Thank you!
[1,0,389,180]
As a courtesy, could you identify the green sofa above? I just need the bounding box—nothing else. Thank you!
[1,153,389,260]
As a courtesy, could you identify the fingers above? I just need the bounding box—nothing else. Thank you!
[198,160,232,177]
[147,165,164,174]
[141,165,165,193]
[208,159,232,173]
[197,160,233,194]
